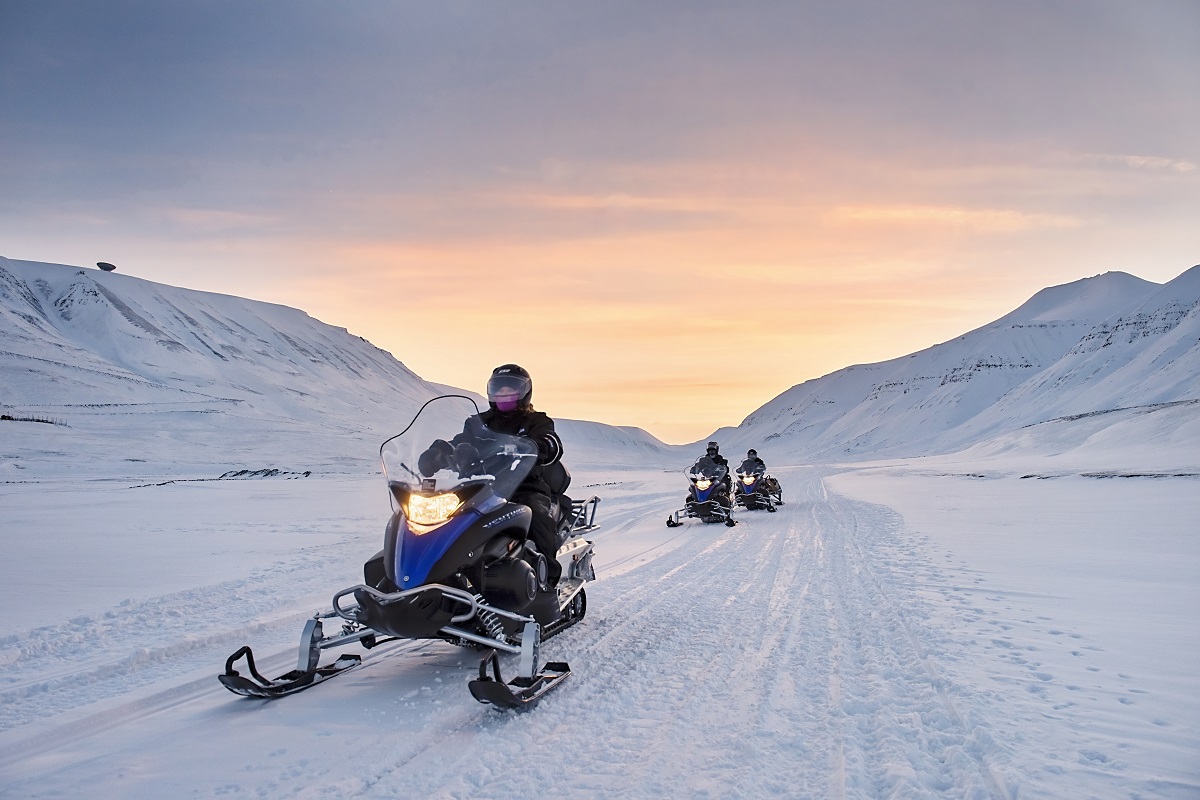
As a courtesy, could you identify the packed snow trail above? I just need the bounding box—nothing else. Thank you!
[377,467,1006,799]
[4,465,1195,796]
[1,467,1017,799]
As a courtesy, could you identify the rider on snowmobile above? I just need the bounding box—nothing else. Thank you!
[705,441,733,493]
[420,364,566,584]
[686,442,732,502]
[740,448,780,500]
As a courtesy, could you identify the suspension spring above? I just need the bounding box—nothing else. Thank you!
[474,593,506,643]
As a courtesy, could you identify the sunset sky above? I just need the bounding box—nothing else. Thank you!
[2,1,1197,443]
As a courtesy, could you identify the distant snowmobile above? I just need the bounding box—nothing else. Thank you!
[219,395,600,709]
[666,456,736,527]
[734,458,783,512]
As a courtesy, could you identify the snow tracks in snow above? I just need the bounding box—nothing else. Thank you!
[394,467,1011,799]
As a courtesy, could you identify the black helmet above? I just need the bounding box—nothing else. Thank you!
[487,364,532,413]
[706,441,719,455]
[747,449,757,458]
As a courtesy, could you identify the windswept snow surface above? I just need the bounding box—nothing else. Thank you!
[1,456,1196,799]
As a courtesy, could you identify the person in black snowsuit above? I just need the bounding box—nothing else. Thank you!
[705,441,733,493]
[739,448,780,499]
[704,441,728,470]
[738,448,767,497]
[424,364,566,585]
[476,365,565,584]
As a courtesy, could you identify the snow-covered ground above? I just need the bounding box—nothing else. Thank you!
[1,445,1196,799]
[829,468,1199,798]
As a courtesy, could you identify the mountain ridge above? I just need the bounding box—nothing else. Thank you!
[708,267,1199,461]
[5,258,1197,477]
[0,258,676,479]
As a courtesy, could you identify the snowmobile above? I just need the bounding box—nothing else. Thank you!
[733,459,783,512]
[219,395,600,709]
[666,457,736,527]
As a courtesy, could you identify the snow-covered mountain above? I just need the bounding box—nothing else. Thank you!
[6,257,1198,479]
[1,257,437,413]
[953,267,1200,443]
[0,258,674,478]
[554,417,684,468]
[712,266,1200,462]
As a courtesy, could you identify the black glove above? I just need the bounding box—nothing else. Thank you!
[418,439,454,476]
[453,442,484,476]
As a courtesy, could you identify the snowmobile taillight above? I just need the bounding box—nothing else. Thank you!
[695,478,712,491]
[404,492,462,529]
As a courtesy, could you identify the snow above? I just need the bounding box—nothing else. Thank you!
[3,461,1195,798]
[2,259,1198,798]
[828,468,1199,798]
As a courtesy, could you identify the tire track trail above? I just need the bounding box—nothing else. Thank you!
[392,467,1010,799]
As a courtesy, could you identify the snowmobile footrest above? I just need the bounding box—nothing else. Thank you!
[218,645,362,698]
[468,651,571,709]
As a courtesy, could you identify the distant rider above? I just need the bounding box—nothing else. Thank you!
[704,441,733,493]
[742,448,779,498]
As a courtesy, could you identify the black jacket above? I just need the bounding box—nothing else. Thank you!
[706,452,729,469]
[468,407,564,497]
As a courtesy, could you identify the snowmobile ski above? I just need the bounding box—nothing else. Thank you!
[468,649,571,709]
[218,645,363,698]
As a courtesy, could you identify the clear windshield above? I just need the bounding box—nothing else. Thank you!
[737,459,764,476]
[687,457,728,482]
[380,395,538,501]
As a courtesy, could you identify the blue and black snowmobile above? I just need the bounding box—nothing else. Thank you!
[219,395,600,709]
[734,458,783,512]
[666,456,736,527]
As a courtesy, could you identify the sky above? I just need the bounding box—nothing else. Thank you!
[2,0,1198,443]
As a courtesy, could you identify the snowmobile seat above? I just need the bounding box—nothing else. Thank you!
[543,461,572,495]
[554,494,575,530]
[543,461,575,532]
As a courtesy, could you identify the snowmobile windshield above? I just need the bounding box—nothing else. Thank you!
[737,459,764,477]
[687,457,727,482]
[379,395,538,502]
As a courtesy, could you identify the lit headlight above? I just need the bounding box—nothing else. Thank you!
[405,492,462,528]
[742,475,756,485]
[695,478,712,491]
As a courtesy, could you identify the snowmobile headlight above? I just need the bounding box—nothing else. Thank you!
[742,475,756,485]
[695,478,712,491]
[405,492,462,528]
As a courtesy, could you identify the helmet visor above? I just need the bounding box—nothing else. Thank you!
[487,374,531,411]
